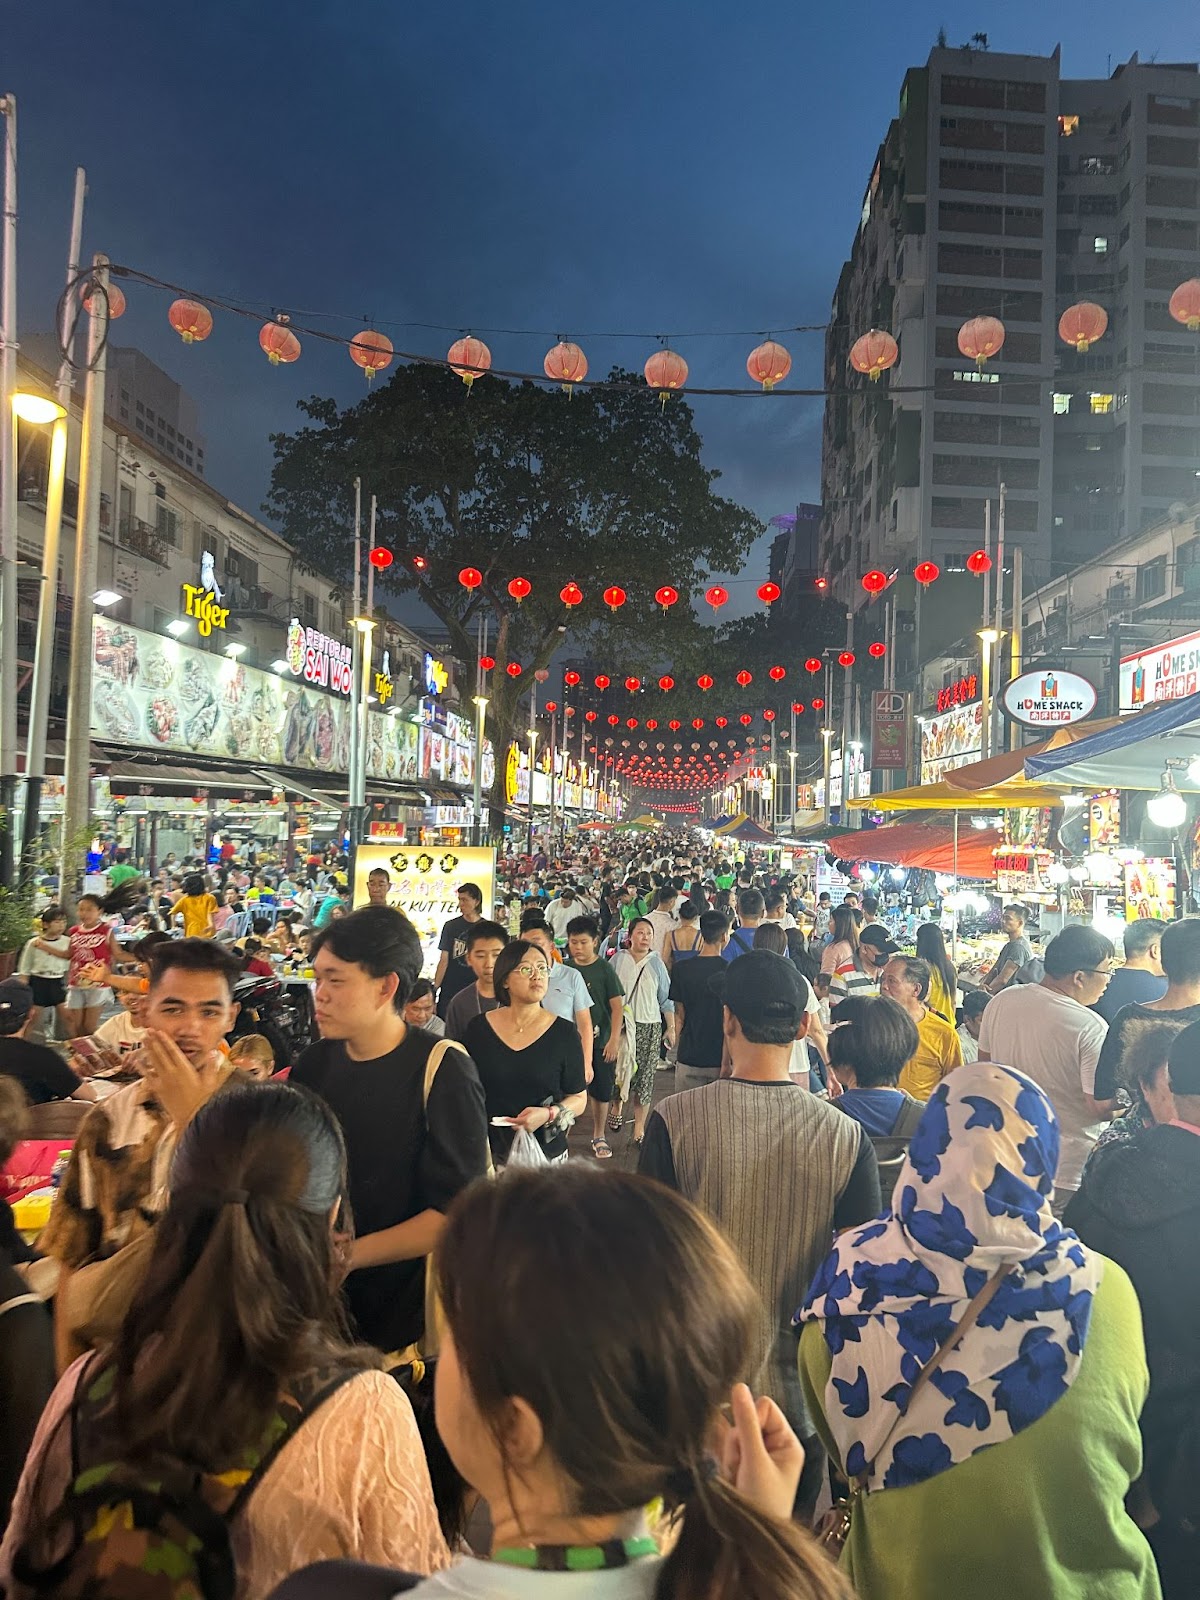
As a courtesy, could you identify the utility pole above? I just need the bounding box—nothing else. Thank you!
[23,167,85,880]
[0,96,17,887]
[60,255,110,904]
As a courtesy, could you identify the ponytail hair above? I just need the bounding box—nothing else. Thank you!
[114,1083,375,1471]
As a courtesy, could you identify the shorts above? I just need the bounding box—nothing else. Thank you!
[66,986,113,1010]
[588,1049,616,1103]
[28,976,67,1008]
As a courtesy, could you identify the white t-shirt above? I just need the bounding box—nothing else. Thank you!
[544,898,580,940]
[977,983,1109,1194]
[93,1009,146,1055]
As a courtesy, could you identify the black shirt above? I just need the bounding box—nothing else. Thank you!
[436,916,479,1018]
[1094,999,1200,1101]
[463,1013,586,1161]
[669,956,728,1069]
[0,1037,81,1104]
[291,1028,489,1352]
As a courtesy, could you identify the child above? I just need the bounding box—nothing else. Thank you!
[66,895,121,1039]
[226,1033,276,1081]
[16,906,71,1040]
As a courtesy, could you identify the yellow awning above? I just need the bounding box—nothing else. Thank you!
[852,778,1069,812]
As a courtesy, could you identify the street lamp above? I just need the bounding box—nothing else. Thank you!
[526,722,538,856]
[472,694,489,846]
[978,628,1000,762]
[11,391,65,425]
[821,726,835,826]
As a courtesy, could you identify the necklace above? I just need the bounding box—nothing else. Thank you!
[493,1537,658,1572]
[510,1005,543,1036]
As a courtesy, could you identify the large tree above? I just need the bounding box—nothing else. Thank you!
[266,364,759,828]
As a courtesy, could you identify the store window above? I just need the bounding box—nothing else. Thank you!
[1058,114,1080,137]
[1089,392,1115,415]
[1053,392,1072,414]
[1094,236,1109,254]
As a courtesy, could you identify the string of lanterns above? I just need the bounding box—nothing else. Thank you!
[455,568,782,612]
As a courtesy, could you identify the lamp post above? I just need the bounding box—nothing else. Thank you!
[472,694,488,846]
[526,721,538,857]
[979,628,999,762]
[821,726,835,827]
[0,96,17,886]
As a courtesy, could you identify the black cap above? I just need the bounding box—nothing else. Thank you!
[1168,1020,1200,1097]
[859,925,901,956]
[0,978,32,1023]
[724,951,810,1034]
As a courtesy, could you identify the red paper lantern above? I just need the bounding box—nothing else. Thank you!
[259,321,301,365]
[458,567,482,591]
[479,654,495,671]
[368,547,393,569]
[868,641,886,659]
[849,329,898,381]
[559,582,583,608]
[966,549,992,575]
[715,716,728,728]
[812,696,825,710]
[791,701,805,714]
[1169,279,1200,332]
[447,336,492,387]
[957,315,1006,369]
[564,669,581,686]
[646,718,658,729]
[1058,302,1108,353]
[543,340,589,393]
[608,714,621,726]
[763,709,776,722]
[534,669,550,683]
[838,651,856,668]
[349,329,394,381]
[736,670,753,687]
[82,279,126,319]
[669,719,682,731]
[757,582,781,606]
[746,339,792,391]
[644,348,689,399]
[168,298,212,344]
[507,576,531,603]
[658,675,675,691]
[805,657,822,674]
[697,674,714,691]
[546,701,558,713]
[602,586,626,612]
[654,585,679,611]
[692,717,704,729]
[595,675,610,690]
[705,585,729,611]
[627,718,638,729]
[739,713,753,726]
[564,706,575,717]
[411,555,428,570]
[625,676,641,693]
[769,665,786,682]
[914,560,940,587]
[585,710,598,722]
[861,569,887,595]
[506,662,523,677]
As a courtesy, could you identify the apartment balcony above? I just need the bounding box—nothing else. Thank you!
[117,516,171,566]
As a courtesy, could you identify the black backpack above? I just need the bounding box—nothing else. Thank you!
[870,1094,928,1205]
[12,1355,359,1600]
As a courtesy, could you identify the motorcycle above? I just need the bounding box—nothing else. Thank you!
[229,971,316,1072]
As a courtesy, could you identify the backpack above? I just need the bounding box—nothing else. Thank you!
[870,1094,927,1205]
[11,1355,359,1599]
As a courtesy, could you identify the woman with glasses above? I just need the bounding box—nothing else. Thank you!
[464,940,587,1166]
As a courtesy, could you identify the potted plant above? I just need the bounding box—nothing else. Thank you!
[0,884,35,980]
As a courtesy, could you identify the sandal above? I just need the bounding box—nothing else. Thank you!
[633,1136,644,1148]
[608,1112,623,1133]
[590,1138,613,1160]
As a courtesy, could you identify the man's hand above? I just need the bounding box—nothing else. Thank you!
[512,1105,552,1132]
[602,1036,620,1063]
[139,1030,229,1129]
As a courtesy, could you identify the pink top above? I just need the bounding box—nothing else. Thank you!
[67,923,114,985]
[0,1360,450,1598]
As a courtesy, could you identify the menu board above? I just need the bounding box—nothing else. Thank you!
[920,701,983,784]
[352,842,497,977]
[91,619,482,789]
[1124,858,1176,922]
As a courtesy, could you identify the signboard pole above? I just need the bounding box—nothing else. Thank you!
[1009,546,1023,752]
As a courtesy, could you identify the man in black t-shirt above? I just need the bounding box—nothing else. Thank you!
[670,912,732,1093]
[433,882,484,1019]
[293,906,489,1355]
[0,979,93,1105]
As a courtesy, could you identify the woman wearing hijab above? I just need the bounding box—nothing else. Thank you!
[797,1061,1159,1600]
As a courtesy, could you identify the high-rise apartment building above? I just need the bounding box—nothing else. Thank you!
[105,347,207,477]
[820,46,1200,662]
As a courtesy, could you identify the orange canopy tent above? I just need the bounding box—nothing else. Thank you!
[832,817,1001,877]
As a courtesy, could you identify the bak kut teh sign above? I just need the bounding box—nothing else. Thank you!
[1003,669,1097,727]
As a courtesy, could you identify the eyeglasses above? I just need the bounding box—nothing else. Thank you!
[515,963,550,979]
[1082,967,1113,978]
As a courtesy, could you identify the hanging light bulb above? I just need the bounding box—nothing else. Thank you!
[1147,772,1187,830]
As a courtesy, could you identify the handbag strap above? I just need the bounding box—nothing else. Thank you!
[854,1267,1007,1492]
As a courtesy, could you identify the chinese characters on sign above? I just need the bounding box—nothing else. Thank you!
[286,619,353,695]
[1119,628,1200,712]
[1002,669,1097,727]
[871,691,911,771]
[936,674,978,714]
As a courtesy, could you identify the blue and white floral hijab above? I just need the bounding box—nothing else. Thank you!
[797,1061,1100,1493]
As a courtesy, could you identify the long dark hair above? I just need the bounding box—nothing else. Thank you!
[829,904,861,954]
[437,1168,850,1600]
[915,923,957,1015]
[113,1083,375,1469]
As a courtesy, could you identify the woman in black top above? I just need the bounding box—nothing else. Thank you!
[464,940,587,1163]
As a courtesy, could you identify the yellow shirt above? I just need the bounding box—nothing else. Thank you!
[926,965,956,1024]
[898,1007,964,1100]
[177,893,218,938]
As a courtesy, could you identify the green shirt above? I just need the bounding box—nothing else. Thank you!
[106,863,140,887]
[714,872,735,890]
[799,1259,1159,1600]
[567,956,624,1048]
[619,898,648,926]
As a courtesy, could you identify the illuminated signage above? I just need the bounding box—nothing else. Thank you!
[181,551,228,636]
[374,649,394,706]
[424,653,449,696]
[1003,668,1097,727]
[286,618,352,695]
[935,674,978,714]
[1119,628,1200,712]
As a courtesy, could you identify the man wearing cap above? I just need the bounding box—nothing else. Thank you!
[639,950,880,1518]
[1066,1020,1200,1599]
[828,924,896,1007]
[0,979,96,1105]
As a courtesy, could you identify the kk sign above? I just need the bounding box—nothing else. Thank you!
[1003,668,1097,728]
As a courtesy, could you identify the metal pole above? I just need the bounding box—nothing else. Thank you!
[839,610,854,827]
[472,692,487,847]
[347,478,361,818]
[526,676,537,856]
[60,255,109,904]
[353,496,376,847]
[0,97,17,886]
[980,635,992,762]
[982,500,992,647]
[548,704,557,841]
[1009,545,1023,752]
[994,482,1006,764]
[23,166,85,881]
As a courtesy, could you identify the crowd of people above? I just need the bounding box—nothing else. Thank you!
[0,827,1194,1597]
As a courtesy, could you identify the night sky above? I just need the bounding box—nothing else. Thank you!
[8,1,1198,613]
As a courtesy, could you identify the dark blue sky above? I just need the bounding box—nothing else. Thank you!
[8,1,1198,609]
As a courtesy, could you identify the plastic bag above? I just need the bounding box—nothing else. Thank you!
[506,1126,549,1169]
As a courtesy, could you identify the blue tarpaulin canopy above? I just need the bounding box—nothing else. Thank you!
[1023,692,1200,792]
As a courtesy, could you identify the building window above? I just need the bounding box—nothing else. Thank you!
[135,400,144,414]
[1053,392,1072,414]
[120,388,129,401]
[119,407,128,420]
[1058,114,1079,137]
[952,369,1000,384]
[1138,557,1168,602]
[1094,236,1109,254]
[1089,392,1115,415]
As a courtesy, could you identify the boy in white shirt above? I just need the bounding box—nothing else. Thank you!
[16,906,71,1039]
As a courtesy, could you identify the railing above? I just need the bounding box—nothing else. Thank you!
[117,516,170,566]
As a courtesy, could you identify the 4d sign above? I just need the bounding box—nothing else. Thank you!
[1003,668,1097,728]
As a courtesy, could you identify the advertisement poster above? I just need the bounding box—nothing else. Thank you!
[1124,858,1176,923]
[871,691,911,771]
[920,700,983,783]
[352,843,497,978]
[1119,628,1200,712]
[1089,792,1120,851]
